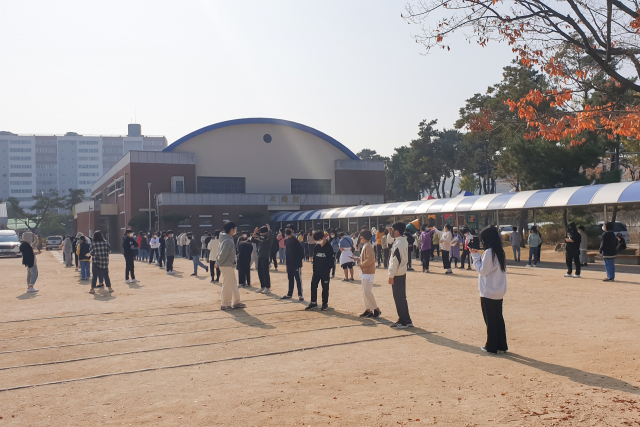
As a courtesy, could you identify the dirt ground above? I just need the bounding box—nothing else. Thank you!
[0,245,639,426]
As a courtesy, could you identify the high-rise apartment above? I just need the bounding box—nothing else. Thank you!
[0,124,166,207]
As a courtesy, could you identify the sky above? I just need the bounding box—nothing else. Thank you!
[0,0,517,157]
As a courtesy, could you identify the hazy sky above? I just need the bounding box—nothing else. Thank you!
[1,0,516,156]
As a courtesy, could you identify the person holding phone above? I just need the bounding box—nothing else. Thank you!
[564,222,581,278]
[470,226,508,354]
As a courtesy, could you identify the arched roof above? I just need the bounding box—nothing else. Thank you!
[163,118,360,160]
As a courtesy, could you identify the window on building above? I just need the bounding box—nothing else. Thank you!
[171,176,185,193]
[197,177,245,194]
[178,217,191,227]
[199,217,212,227]
[291,179,331,194]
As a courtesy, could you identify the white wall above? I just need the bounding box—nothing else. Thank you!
[171,123,352,194]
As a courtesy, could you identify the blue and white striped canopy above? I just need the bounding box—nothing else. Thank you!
[272,181,640,222]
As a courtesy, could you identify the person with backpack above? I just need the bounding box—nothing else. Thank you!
[282,228,304,300]
[306,230,334,311]
[600,222,617,282]
[77,235,91,280]
[338,232,355,281]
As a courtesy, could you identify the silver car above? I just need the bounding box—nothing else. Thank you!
[0,231,21,257]
[46,235,63,250]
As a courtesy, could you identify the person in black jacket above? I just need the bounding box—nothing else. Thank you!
[236,236,253,287]
[158,233,166,268]
[306,230,334,311]
[600,222,618,281]
[282,229,304,300]
[405,231,415,270]
[564,222,582,278]
[122,229,139,284]
[250,225,274,294]
[270,232,279,271]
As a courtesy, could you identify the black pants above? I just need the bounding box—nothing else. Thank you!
[421,248,432,271]
[376,245,383,265]
[287,267,303,296]
[407,247,413,268]
[125,256,135,280]
[566,250,581,275]
[257,257,271,288]
[166,256,174,272]
[182,245,188,258]
[270,250,278,269]
[303,242,309,261]
[383,248,390,268]
[310,273,330,305]
[158,247,165,267]
[391,274,412,325]
[149,248,159,263]
[461,249,471,268]
[209,261,221,281]
[331,251,338,276]
[480,297,507,353]
[74,253,79,268]
[91,265,112,289]
[238,266,250,286]
[442,250,451,269]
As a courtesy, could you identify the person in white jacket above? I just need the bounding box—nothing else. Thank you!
[470,225,508,355]
[434,224,454,274]
[149,234,160,264]
[207,230,221,283]
[388,221,412,329]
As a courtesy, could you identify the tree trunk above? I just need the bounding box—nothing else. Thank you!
[441,179,446,199]
[449,174,456,197]
[612,205,618,223]
[518,209,528,248]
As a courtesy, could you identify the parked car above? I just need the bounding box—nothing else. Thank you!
[499,225,516,236]
[46,235,63,250]
[595,222,631,245]
[0,230,21,257]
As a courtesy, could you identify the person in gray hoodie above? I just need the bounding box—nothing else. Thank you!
[217,221,246,310]
[165,230,176,275]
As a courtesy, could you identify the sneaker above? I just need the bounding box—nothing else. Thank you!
[603,278,614,282]
[564,274,573,278]
[126,279,131,284]
[373,308,381,318]
[321,304,329,311]
[572,274,581,278]
[445,270,453,275]
[210,279,214,283]
[205,266,209,273]
[525,264,532,267]
[406,323,414,327]
[233,302,247,309]
[190,273,196,276]
[220,306,231,311]
[108,287,114,293]
[262,288,271,294]
[480,346,488,352]
[89,289,95,294]
[497,350,507,354]
[390,322,408,329]
[255,287,265,293]
[168,271,175,275]
[305,303,318,310]
[281,295,292,299]
[132,279,139,283]
[341,278,349,282]
[298,296,304,301]
[532,264,538,268]
[360,310,373,317]
[27,287,39,293]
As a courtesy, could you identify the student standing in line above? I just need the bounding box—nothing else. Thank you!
[208,230,221,283]
[526,226,541,267]
[277,229,286,264]
[578,225,588,266]
[600,222,617,281]
[203,232,212,262]
[139,233,149,262]
[136,233,143,260]
[509,226,522,262]
[201,232,208,259]
[382,229,390,269]
[165,230,176,275]
[414,230,421,261]
[158,232,166,268]
[450,227,461,268]
[434,224,454,274]
[251,225,273,294]
[329,230,340,278]
[188,232,208,276]
[420,225,435,273]
[307,230,316,263]
[270,231,279,271]
[236,234,253,287]
[122,229,139,284]
[338,232,355,281]
[405,231,415,271]
[564,222,582,278]
[388,221,412,328]
[77,235,91,280]
[301,229,309,261]
[217,221,246,310]
[89,231,113,294]
[282,228,304,300]
[470,226,508,354]
[72,236,79,271]
[62,236,73,267]
[19,232,40,293]
[357,230,380,318]
[431,231,440,260]
[375,226,385,267]
[460,228,472,270]
[306,230,334,311]
[149,233,160,264]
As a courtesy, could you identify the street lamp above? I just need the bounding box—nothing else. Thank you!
[147,183,152,233]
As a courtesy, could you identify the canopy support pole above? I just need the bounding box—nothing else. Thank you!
[328,219,331,229]
[496,210,500,227]
[604,204,607,222]
[368,217,371,229]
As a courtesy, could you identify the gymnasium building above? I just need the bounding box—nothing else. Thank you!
[74,118,385,246]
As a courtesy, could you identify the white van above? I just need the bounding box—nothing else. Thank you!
[0,230,21,257]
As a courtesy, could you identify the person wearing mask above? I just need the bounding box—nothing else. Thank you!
[526,226,542,267]
[20,232,40,293]
[282,228,304,300]
[388,222,412,328]
[375,225,385,267]
[577,225,588,266]
[564,222,581,278]
[77,235,91,280]
[420,225,436,273]
[434,224,454,274]
[277,229,286,265]
[509,226,522,262]
[251,225,274,294]
[600,222,618,281]
[450,227,462,268]
[236,234,253,287]
[616,233,627,252]
[339,232,355,281]
[470,225,508,354]
[460,228,472,270]
[149,233,160,264]
[357,230,380,318]
[158,232,166,268]
[306,230,334,311]
[404,231,415,271]
[180,232,189,259]
[217,221,246,310]
[188,232,208,276]
[165,230,176,275]
[270,231,279,271]
[89,231,113,294]
[208,230,222,283]
[122,229,139,284]
[329,230,341,278]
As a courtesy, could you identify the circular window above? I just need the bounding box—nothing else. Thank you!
[263,134,272,143]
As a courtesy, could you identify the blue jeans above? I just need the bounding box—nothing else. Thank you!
[192,255,206,274]
[512,246,521,261]
[604,258,615,279]
[528,247,539,265]
[27,265,38,286]
[80,260,91,279]
[279,247,286,263]
[178,245,183,257]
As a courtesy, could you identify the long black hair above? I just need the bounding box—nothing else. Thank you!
[479,225,506,272]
